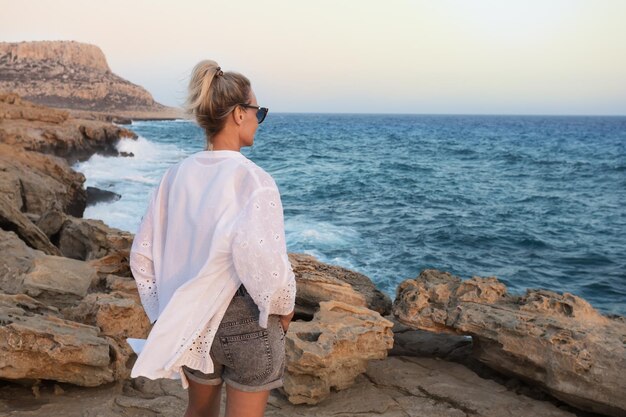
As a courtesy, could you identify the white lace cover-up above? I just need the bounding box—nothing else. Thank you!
[127,150,296,389]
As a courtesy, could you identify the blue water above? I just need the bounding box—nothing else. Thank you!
[74,114,626,316]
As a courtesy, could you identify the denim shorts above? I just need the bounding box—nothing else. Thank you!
[182,285,287,392]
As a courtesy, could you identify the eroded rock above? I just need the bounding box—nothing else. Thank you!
[63,291,151,339]
[22,255,98,304]
[0,229,39,294]
[0,143,86,217]
[89,252,132,278]
[0,231,140,388]
[0,293,116,386]
[393,269,626,417]
[283,300,394,404]
[289,253,392,318]
[0,94,138,164]
[57,216,133,261]
[0,194,62,256]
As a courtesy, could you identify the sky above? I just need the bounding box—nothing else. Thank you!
[1,0,625,115]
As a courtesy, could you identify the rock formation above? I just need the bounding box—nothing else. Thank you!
[288,252,392,318]
[0,93,137,165]
[0,193,62,256]
[393,269,626,417]
[282,300,394,404]
[0,230,139,387]
[0,41,181,119]
[1,41,110,72]
[0,94,154,388]
[0,292,134,387]
[0,93,140,250]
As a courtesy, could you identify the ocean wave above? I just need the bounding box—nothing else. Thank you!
[115,136,161,156]
[285,217,360,248]
[558,252,616,267]
[122,175,158,185]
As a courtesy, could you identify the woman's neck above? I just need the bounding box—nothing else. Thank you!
[210,129,241,152]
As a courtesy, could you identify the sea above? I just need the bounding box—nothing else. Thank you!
[72,114,626,316]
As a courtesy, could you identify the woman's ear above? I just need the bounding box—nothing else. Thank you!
[233,105,244,126]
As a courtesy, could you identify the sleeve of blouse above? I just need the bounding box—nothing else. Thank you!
[231,186,296,328]
[129,189,160,324]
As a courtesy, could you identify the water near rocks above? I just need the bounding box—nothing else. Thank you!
[74,114,626,315]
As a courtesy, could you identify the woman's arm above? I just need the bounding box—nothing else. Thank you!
[129,189,160,324]
[231,186,297,328]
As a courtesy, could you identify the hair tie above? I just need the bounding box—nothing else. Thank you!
[216,67,224,77]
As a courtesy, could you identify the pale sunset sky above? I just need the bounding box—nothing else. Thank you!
[1,0,625,115]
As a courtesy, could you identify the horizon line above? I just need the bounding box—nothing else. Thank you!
[270,111,626,117]
[167,110,626,119]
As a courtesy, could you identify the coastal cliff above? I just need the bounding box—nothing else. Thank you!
[0,41,181,120]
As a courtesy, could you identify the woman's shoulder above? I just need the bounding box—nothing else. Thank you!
[236,157,278,191]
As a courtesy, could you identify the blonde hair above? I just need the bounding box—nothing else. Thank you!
[185,60,251,150]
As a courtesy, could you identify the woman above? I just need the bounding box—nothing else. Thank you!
[128,60,296,417]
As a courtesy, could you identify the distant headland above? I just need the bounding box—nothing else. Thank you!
[0,40,182,121]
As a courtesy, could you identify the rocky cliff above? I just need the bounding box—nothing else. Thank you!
[0,41,180,119]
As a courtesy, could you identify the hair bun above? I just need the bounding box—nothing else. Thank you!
[185,59,251,144]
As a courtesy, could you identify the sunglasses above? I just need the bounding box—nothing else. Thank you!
[239,104,269,124]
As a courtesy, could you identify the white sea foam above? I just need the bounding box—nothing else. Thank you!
[284,217,359,248]
[327,256,359,271]
[122,175,158,185]
[73,134,188,232]
[115,136,162,158]
[83,200,139,231]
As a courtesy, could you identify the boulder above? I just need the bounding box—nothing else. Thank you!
[62,291,152,339]
[0,234,590,417]
[0,229,40,294]
[89,252,132,277]
[0,143,86,217]
[0,228,100,309]
[57,216,133,261]
[0,155,24,212]
[21,255,99,308]
[0,293,126,386]
[36,208,66,238]
[86,186,121,206]
[104,274,137,294]
[288,253,391,318]
[283,300,394,404]
[393,269,626,417]
[0,194,61,256]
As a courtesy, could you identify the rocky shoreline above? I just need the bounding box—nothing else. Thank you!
[0,94,624,417]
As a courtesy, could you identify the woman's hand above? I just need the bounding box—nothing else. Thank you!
[279,309,295,333]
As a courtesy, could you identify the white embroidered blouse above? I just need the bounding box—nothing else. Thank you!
[127,150,296,389]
